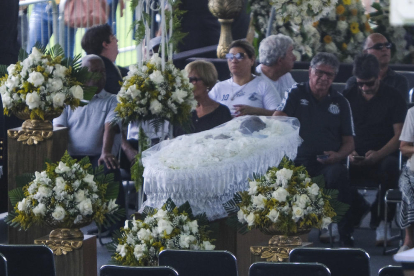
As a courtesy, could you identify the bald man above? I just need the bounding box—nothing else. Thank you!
[345,33,409,101]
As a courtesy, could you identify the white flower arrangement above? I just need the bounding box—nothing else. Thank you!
[269,0,338,25]
[7,152,123,230]
[115,53,196,126]
[370,0,410,63]
[228,157,345,235]
[0,46,92,120]
[315,0,372,62]
[111,199,215,266]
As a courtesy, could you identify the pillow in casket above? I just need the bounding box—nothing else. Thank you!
[141,116,302,221]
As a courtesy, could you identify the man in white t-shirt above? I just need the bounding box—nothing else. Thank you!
[256,34,297,100]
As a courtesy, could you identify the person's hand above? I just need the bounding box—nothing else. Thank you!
[233,104,257,116]
[98,152,119,170]
[317,151,341,165]
[349,150,363,165]
[364,150,380,165]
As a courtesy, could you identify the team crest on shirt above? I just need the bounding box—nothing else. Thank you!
[300,99,309,106]
[328,103,340,114]
[248,92,259,101]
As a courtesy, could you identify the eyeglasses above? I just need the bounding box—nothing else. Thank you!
[189,77,202,83]
[366,42,392,50]
[225,52,246,61]
[357,80,376,87]
[313,68,335,79]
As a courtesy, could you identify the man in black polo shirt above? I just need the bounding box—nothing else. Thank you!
[274,52,355,246]
[344,53,407,245]
[345,33,409,102]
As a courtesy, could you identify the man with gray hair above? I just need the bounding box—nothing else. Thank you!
[274,52,355,246]
[257,34,297,100]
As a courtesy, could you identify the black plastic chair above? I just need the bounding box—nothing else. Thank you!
[0,253,7,276]
[158,249,238,276]
[289,247,370,276]
[249,262,331,276]
[383,189,404,255]
[100,265,178,276]
[378,265,404,276]
[0,244,55,276]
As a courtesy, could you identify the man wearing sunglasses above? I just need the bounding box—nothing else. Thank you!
[345,33,409,101]
[343,53,407,246]
[274,52,355,246]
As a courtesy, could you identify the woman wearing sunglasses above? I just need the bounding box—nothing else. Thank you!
[174,60,232,136]
[208,40,281,117]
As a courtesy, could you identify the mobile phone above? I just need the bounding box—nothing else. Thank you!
[353,155,365,160]
[317,154,329,160]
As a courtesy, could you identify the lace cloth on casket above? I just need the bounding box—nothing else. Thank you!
[140,116,302,221]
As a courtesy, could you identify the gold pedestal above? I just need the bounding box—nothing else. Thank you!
[208,0,243,58]
[34,235,83,256]
[250,242,313,263]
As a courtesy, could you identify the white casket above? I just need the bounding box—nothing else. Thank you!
[140,116,302,220]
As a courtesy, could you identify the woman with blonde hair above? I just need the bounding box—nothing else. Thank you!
[174,60,232,136]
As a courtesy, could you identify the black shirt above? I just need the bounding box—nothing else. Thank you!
[345,68,409,102]
[280,82,354,162]
[174,104,232,136]
[343,82,407,156]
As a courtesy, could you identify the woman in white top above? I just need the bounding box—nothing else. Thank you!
[398,107,414,252]
[208,40,281,117]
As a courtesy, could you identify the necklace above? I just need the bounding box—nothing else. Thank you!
[230,75,255,101]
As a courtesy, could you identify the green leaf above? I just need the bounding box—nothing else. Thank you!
[164,198,176,212]
[15,173,34,188]
[312,175,326,189]
[177,201,193,218]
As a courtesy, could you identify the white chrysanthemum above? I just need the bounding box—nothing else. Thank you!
[137,228,152,241]
[52,206,66,221]
[306,183,320,196]
[154,209,169,219]
[30,47,43,62]
[275,168,293,187]
[179,234,196,248]
[252,194,266,209]
[267,209,280,223]
[48,78,63,92]
[74,189,86,203]
[149,70,164,85]
[17,198,30,212]
[248,181,258,195]
[157,219,173,235]
[33,203,47,216]
[25,92,41,109]
[34,186,52,201]
[246,212,256,226]
[116,244,127,257]
[53,64,68,79]
[171,89,187,104]
[55,161,70,173]
[70,85,83,100]
[202,241,215,250]
[27,71,45,87]
[133,244,147,260]
[2,93,12,108]
[149,99,163,115]
[272,187,289,202]
[292,206,304,220]
[126,85,140,99]
[77,198,93,216]
[7,64,17,75]
[187,220,198,234]
[107,199,118,213]
[52,92,66,108]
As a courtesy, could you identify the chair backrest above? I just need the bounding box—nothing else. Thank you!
[100,265,178,276]
[331,83,346,93]
[0,253,7,276]
[0,244,55,276]
[378,265,404,276]
[290,69,309,83]
[289,247,370,276]
[158,249,238,276]
[249,262,331,276]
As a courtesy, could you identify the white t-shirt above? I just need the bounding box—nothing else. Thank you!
[256,64,297,100]
[400,107,414,168]
[208,76,281,116]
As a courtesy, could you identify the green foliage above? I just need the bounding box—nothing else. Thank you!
[131,126,150,191]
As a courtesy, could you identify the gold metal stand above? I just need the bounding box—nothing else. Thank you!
[250,242,312,263]
[208,0,243,58]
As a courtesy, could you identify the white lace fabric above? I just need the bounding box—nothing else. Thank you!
[141,116,303,221]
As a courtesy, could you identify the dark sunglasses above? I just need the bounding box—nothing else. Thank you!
[313,68,335,79]
[225,52,246,61]
[366,42,392,50]
[357,80,376,87]
[189,77,202,83]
